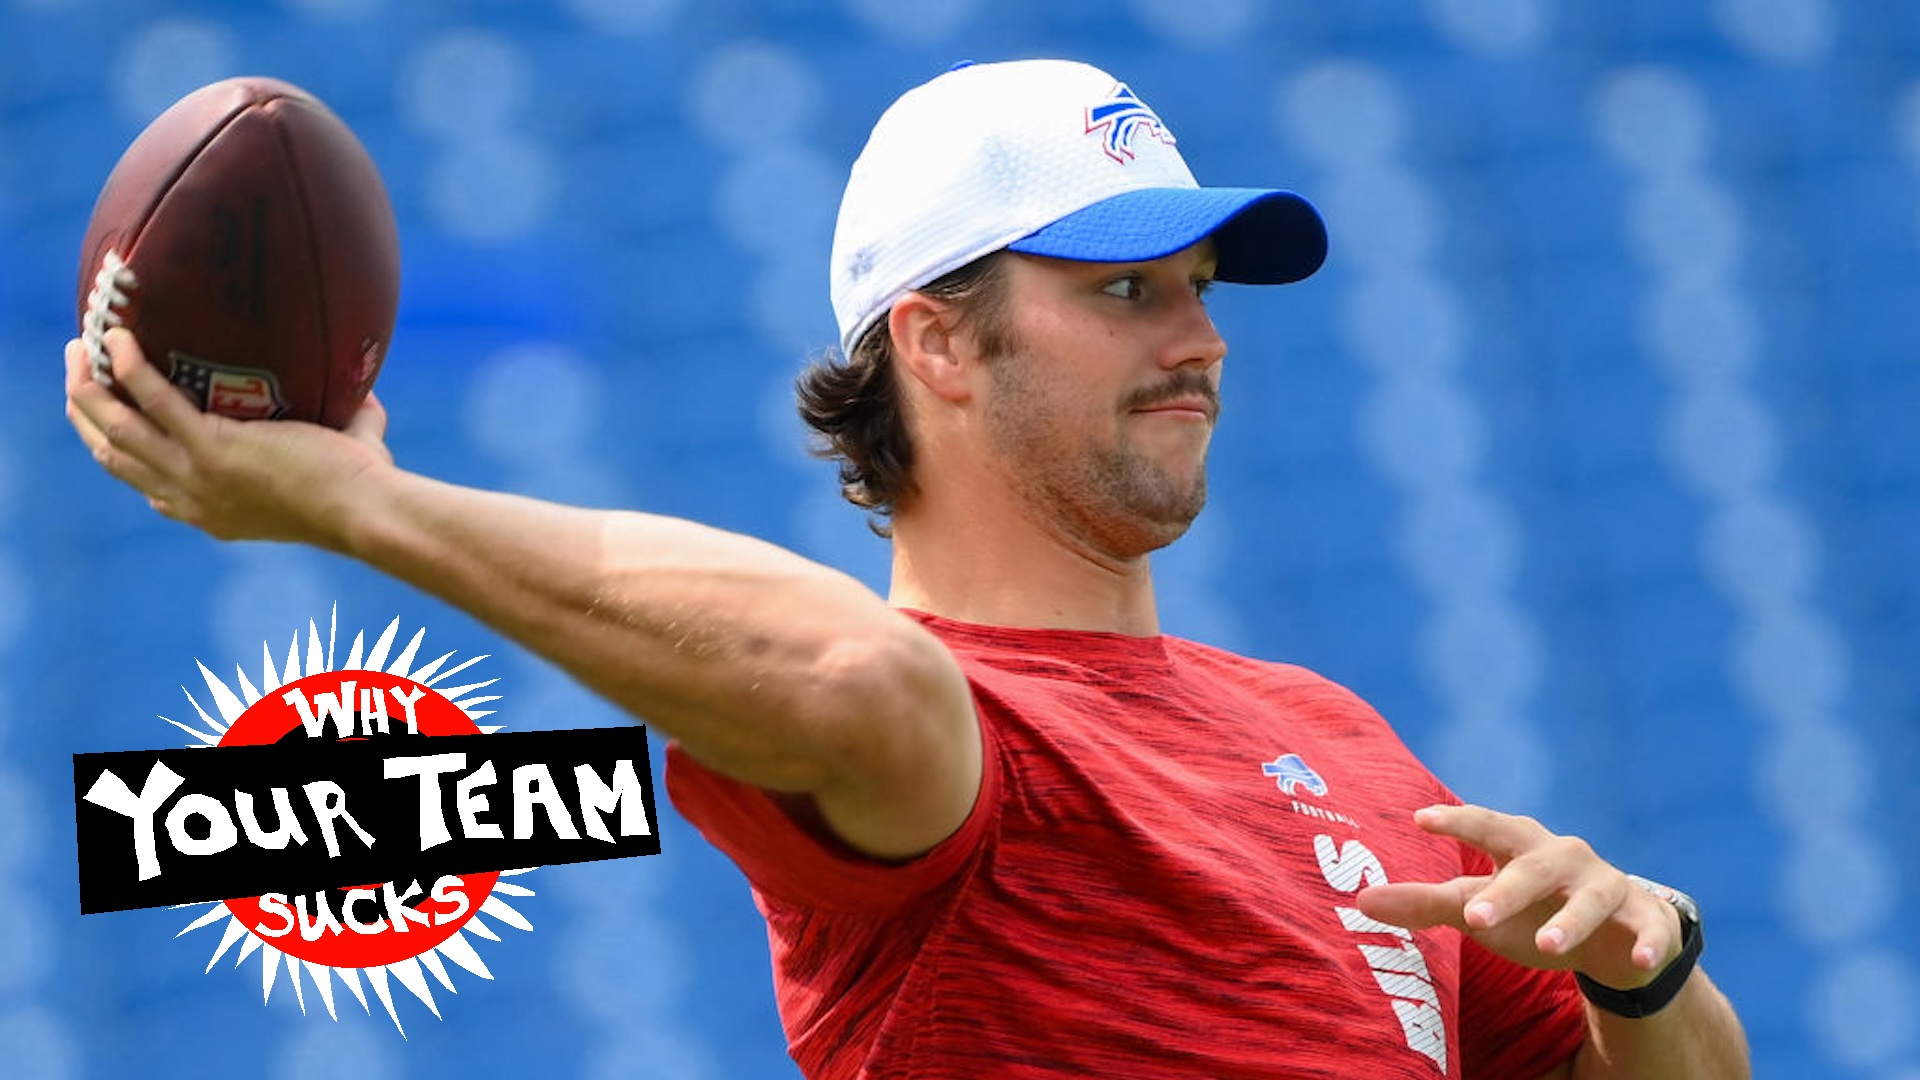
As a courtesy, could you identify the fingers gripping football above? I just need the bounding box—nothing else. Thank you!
[64,329,392,546]
[65,339,183,496]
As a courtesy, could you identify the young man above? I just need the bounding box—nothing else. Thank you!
[67,59,1747,1078]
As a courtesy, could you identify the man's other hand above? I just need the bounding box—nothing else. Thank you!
[1356,804,1683,991]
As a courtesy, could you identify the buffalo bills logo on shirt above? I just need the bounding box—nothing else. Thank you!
[1084,83,1176,163]
[1262,754,1328,798]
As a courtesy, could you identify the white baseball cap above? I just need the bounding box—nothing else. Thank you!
[829,58,1327,354]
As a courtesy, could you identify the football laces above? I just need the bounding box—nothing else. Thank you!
[82,249,138,386]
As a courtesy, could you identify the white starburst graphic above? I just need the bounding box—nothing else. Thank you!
[162,609,534,1037]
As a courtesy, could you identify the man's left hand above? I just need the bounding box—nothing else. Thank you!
[1356,804,1682,990]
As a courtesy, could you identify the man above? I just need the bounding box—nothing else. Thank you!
[67,59,1747,1078]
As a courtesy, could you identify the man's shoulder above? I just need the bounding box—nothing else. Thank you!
[1165,636,1372,702]
[901,612,1396,731]
[905,611,1174,678]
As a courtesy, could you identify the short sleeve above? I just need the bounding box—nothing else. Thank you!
[663,710,1001,915]
[1456,846,1590,1079]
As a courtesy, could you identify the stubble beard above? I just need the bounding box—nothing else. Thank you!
[985,354,1209,559]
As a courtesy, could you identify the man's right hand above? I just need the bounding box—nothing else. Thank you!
[64,327,392,551]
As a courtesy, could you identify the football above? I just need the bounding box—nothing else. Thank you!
[76,77,398,427]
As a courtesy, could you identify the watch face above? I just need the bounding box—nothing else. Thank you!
[1628,874,1701,922]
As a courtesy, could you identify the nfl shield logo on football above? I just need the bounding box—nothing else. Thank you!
[167,351,289,420]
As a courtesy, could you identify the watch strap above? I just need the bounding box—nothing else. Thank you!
[1575,879,1704,1019]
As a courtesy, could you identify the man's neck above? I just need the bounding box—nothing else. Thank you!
[886,495,1162,637]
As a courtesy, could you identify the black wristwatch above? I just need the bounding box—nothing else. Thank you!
[1575,875,1704,1019]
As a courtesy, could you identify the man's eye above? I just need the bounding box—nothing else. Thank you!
[1194,278,1216,299]
[1101,275,1144,300]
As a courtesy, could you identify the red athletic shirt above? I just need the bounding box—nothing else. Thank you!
[667,613,1588,1079]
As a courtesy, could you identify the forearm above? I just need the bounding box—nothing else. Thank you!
[1572,971,1750,1080]
[67,328,972,844]
[333,462,920,792]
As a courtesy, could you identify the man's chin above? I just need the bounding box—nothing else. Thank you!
[1120,484,1207,555]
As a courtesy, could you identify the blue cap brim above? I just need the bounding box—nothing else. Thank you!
[1006,187,1327,284]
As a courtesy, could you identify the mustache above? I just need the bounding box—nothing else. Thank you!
[1122,372,1221,419]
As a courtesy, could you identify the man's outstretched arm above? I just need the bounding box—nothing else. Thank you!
[65,329,980,861]
[1360,805,1750,1079]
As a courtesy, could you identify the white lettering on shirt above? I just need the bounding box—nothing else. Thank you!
[1315,834,1448,1072]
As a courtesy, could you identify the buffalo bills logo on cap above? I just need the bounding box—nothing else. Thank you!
[1084,83,1176,164]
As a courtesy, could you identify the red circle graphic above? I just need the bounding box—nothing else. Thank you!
[215,669,500,968]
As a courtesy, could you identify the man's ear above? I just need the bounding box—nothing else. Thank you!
[889,292,974,405]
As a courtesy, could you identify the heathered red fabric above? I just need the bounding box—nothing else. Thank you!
[666,614,1588,1079]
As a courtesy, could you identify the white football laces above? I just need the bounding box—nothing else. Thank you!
[82,249,137,387]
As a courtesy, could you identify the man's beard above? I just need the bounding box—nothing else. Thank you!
[985,355,1211,558]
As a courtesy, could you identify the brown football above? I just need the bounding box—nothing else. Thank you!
[76,77,399,427]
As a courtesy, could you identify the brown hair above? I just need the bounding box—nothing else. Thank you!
[795,252,1011,535]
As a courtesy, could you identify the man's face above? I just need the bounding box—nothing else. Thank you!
[973,240,1226,559]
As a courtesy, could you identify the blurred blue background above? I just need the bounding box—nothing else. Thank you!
[1,0,1915,1076]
